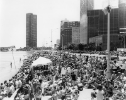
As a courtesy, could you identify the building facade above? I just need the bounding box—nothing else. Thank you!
[89,34,123,50]
[87,1,126,50]
[118,0,126,48]
[60,20,80,49]
[87,8,119,39]
[119,0,126,29]
[72,27,80,44]
[80,0,94,44]
[26,13,37,48]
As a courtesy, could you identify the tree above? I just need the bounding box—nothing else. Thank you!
[68,44,74,50]
[57,45,62,50]
[78,43,84,51]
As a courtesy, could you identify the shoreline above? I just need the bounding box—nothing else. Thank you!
[0,59,23,83]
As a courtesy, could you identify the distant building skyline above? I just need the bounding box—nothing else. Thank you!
[0,0,119,48]
[26,13,37,48]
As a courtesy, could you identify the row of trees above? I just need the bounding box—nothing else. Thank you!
[57,42,123,51]
[17,47,52,51]
[58,43,102,51]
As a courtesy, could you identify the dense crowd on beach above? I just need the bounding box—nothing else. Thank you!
[0,50,126,100]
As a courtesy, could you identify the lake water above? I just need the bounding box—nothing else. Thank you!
[0,51,34,83]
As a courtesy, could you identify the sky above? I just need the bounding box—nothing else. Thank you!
[0,0,118,48]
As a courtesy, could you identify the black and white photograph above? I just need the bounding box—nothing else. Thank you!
[0,0,126,100]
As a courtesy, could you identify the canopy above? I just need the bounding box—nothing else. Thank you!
[32,57,52,66]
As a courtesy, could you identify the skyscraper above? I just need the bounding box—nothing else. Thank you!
[118,0,126,48]
[80,0,94,44]
[118,0,126,28]
[26,13,37,48]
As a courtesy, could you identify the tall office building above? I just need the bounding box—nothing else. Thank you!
[87,1,126,50]
[26,13,37,48]
[119,0,126,28]
[88,9,119,38]
[118,0,126,48]
[60,20,80,49]
[80,0,94,44]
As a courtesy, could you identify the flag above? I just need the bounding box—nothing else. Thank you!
[103,5,111,15]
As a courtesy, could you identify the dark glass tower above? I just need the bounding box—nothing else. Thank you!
[26,13,37,48]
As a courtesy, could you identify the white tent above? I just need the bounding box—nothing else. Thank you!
[32,57,52,66]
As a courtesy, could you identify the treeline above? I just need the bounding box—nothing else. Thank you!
[57,42,120,51]
[17,47,52,51]
[57,43,101,51]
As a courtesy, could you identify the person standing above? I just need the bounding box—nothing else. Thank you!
[10,62,12,68]
[20,58,21,62]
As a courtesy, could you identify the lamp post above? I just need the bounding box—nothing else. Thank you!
[124,35,125,48]
[62,34,64,50]
[11,48,16,69]
[102,0,111,79]
[105,5,111,79]
[51,29,52,49]
[51,28,59,50]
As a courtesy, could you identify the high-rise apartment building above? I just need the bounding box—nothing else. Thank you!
[80,0,94,44]
[60,20,80,49]
[26,13,37,48]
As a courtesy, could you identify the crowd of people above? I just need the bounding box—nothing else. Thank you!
[49,52,126,100]
[0,50,126,100]
[0,52,39,100]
